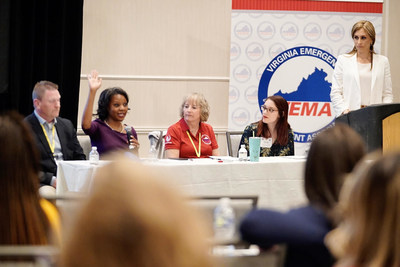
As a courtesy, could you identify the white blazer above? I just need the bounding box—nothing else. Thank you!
[330,53,393,117]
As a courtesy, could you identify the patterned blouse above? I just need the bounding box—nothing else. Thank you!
[239,122,294,157]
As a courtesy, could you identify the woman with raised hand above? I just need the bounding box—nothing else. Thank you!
[82,70,139,156]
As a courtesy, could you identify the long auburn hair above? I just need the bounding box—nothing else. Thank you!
[0,111,50,244]
[257,95,290,146]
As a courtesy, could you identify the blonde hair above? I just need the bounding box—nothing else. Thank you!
[32,81,58,101]
[327,152,400,267]
[60,156,216,267]
[180,93,210,122]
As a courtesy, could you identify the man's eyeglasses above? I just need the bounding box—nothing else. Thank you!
[261,105,277,113]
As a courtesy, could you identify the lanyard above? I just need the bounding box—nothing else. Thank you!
[186,131,201,158]
[40,123,55,154]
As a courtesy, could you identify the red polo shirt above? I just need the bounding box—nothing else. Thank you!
[165,118,218,158]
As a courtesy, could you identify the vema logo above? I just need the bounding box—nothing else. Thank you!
[258,46,336,143]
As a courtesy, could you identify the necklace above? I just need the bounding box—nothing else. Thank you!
[105,120,124,133]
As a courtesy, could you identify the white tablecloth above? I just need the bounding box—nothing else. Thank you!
[56,157,307,210]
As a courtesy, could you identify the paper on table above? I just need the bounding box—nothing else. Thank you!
[209,156,239,162]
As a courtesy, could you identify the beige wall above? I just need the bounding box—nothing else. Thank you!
[78,0,399,157]
[78,0,232,157]
[384,0,400,103]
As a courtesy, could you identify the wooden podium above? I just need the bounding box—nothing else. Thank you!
[335,103,400,153]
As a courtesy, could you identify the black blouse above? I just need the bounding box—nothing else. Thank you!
[239,122,294,157]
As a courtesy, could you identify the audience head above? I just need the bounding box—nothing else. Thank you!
[327,152,400,267]
[257,95,290,145]
[180,92,210,122]
[60,157,216,267]
[350,20,376,54]
[0,111,50,244]
[97,87,129,121]
[32,81,61,122]
[304,123,366,220]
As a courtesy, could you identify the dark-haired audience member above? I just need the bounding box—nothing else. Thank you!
[25,81,86,189]
[326,152,400,267]
[82,70,139,156]
[165,92,219,159]
[60,157,217,267]
[239,95,294,156]
[0,112,61,245]
[240,124,366,267]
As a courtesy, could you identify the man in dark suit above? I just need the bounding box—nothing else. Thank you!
[25,81,86,189]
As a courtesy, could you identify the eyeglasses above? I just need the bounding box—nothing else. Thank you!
[261,105,277,113]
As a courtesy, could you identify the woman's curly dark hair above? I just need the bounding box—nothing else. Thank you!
[97,87,129,121]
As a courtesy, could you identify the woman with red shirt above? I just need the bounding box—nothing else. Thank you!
[165,93,219,159]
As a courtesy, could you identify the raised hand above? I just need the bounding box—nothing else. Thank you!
[88,70,102,91]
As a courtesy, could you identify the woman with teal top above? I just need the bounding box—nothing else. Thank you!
[239,95,294,157]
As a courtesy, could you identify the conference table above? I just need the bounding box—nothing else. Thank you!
[56,156,307,210]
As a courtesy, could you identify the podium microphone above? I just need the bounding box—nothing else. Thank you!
[125,126,134,150]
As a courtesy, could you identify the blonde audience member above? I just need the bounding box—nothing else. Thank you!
[0,111,61,245]
[326,152,400,267]
[165,92,219,159]
[60,157,217,267]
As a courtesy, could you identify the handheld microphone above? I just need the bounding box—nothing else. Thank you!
[125,126,134,149]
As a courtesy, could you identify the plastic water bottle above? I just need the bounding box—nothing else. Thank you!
[149,144,157,160]
[238,144,247,161]
[213,197,236,241]
[89,146,99,165]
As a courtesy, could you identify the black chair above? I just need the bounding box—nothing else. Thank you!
[226,131,244,157]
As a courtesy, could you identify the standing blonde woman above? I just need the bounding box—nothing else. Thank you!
[326,152,400,267]
[330,20,393,117]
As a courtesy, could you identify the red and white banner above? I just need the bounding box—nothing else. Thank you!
[229,0,383,155]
